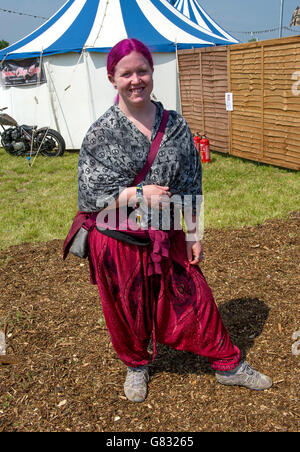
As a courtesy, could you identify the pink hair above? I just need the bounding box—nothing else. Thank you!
[107,38,154,77]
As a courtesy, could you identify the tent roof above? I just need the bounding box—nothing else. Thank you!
[0,0,238,61]
[173,0,238,43]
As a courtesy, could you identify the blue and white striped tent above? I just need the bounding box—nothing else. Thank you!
[0,0,237,148]
[0,0,237,60]
[172,0,237,43]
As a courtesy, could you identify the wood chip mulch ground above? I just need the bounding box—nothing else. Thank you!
[0,212,299,432]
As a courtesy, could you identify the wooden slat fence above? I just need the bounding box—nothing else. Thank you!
[177,46,229,153]
[178,35,300,170]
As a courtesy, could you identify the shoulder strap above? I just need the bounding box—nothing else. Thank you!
[131,109,169,187]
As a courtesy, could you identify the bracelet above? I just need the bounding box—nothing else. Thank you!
[136,183,144,205]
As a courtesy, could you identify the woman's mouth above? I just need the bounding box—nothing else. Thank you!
[130,87,144,94]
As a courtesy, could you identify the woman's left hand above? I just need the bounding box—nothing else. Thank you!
[186,239,204,265]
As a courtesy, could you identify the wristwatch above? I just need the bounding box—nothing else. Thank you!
[136,183,144,204]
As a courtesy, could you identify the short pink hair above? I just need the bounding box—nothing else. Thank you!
[107,38,154,77]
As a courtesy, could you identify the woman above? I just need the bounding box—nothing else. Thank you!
[72,39,272,402]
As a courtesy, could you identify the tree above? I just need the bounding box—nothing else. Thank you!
[0,40,9,50]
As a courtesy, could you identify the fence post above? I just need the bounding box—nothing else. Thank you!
[227,46,232,155]
[261,44,265,160]
[199,49,205,135]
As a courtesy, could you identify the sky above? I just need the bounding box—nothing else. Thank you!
[0,0,300,46]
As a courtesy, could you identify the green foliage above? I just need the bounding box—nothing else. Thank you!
[0,40,9,50]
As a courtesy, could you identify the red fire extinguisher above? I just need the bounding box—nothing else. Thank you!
[193,135,200,153]
[200,134,210,163]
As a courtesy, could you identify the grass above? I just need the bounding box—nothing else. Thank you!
[0,149,78,251]
[0,147,299,251]
[202,152,300,229]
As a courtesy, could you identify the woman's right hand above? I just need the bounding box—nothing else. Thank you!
[142,185,171,208]
[118,185,171,209]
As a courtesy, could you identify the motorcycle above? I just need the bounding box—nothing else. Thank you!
[0,107,65,157]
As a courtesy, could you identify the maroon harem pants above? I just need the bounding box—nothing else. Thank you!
[88,228,240,371]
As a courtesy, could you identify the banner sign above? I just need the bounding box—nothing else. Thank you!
[0,57,46,87]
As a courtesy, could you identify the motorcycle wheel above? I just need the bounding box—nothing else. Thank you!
[1,138,19,155]
[35,128,65,157]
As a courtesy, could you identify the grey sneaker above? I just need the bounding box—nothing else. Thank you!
[216,361,272,390]
[124,365,149,402]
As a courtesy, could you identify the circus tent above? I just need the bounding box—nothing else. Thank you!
[0,0,238,148]
[172,0,236,43]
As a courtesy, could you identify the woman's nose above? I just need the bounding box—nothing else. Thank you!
[130,73,140,85]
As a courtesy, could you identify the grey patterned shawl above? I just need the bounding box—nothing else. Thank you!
[78,101,202,220]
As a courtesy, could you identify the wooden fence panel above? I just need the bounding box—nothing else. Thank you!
[228,36,300,170]
[177,50,204,134]
[178,47,229,153]
[178,36,300,170]
[229,46,263,162]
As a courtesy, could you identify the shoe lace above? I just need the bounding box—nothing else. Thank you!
[241,362,262,385]
[128,369,148,388]
[244,363,255,376]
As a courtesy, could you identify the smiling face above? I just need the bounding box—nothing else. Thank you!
[108,51,154,110]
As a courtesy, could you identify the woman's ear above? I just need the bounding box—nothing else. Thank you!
[108,75,117,89]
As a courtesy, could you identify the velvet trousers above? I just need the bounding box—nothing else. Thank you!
[88,228,241,371]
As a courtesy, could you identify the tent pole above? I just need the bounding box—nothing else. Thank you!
[175,42,182,114]
[45,61,74,148]
[28,48,44,167]
[85,50,96,122]
[64,50,85,92]
[44,61,60,133]
[279,0,284,38]
[32,48,44,126]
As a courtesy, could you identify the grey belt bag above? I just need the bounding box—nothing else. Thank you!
[69,226,89,259]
